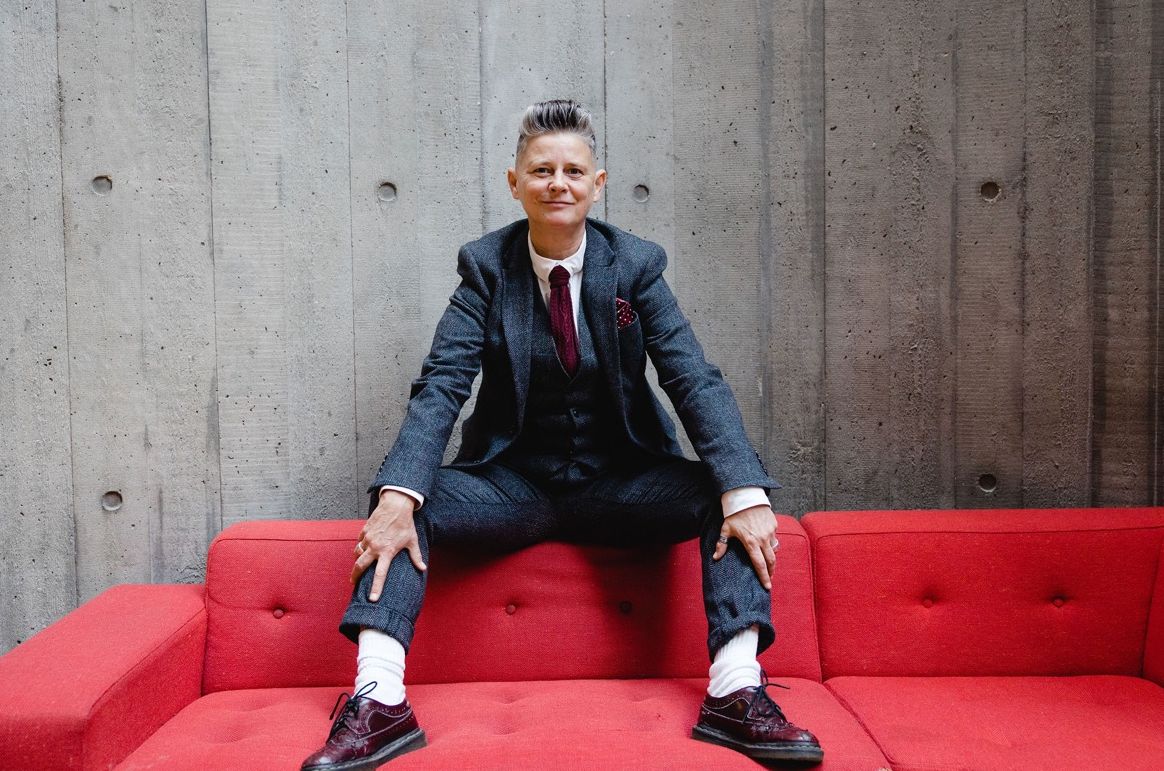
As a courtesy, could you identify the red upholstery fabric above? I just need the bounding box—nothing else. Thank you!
[203,516,820,692]
[0,584,205,770]
[1145,536,1164,686]
[826,675,1164,771]
[804,508,1164,678]
[119,679,889,770]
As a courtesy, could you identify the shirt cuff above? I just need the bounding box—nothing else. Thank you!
[721,486,770,517]
[379,485,424,510]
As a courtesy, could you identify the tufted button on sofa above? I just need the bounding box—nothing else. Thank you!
[2,508,1164,769]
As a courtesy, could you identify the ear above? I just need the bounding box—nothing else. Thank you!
[593,168,607,201]
[507,167,519,199]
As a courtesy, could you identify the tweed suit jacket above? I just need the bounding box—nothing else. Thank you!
[370,218,779,501]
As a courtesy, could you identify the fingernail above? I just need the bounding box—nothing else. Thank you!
[369,594,378,602]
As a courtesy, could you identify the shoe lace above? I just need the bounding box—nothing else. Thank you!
[745,671,791,723]
[327,681,377,740]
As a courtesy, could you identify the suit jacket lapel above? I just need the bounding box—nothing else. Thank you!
[502,228,534,422]
[580,223,625,420]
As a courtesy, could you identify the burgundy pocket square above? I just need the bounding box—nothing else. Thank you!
[615,298,637,329]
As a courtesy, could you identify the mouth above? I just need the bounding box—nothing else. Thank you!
[543,201,573,207]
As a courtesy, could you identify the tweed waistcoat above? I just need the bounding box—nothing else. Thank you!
[500,285,628,487]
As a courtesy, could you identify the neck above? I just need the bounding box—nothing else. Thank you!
[529,224,584,260]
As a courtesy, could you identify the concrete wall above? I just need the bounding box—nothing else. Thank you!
[1,0,1159,652]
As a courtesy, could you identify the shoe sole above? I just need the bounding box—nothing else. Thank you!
[692,724,824,764]
[303,728,427,771]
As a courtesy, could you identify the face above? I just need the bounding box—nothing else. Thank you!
[507,132,607,234]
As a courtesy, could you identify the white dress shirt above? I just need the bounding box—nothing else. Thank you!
[381,232,770,518]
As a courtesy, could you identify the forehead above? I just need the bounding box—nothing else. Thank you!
[518,132,595,165]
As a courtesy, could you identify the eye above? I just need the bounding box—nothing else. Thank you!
[567,168,584,176]
[533,167,551,175]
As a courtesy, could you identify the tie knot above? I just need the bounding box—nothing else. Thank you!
[549,265,570,288]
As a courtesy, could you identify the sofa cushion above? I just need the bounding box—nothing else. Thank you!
[804,508,1164,678]
[117,679,889,770]
[204,516,820,692]
[1145,533,1164,685]
[826,675,1164,771]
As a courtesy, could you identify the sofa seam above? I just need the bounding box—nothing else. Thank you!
[811,524,1164,542]
[822,680,895,767]
[82,603,207,767]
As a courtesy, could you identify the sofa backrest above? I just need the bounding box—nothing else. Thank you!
[804,507,1164,679]
[202,515,820,693]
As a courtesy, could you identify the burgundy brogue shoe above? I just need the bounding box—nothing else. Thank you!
[692,676,824,764]
[301,683,427,770]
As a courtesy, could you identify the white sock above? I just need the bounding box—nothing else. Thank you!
[707,626,762,697]
[355,628,407,706]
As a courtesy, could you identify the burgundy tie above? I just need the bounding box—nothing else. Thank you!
[549,265,579,376]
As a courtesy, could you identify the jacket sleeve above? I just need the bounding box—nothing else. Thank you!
[635,245,780,495]
[369,245,490,501]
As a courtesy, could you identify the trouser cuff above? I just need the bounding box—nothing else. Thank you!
[708,617,775,662]
[340,605,416,652]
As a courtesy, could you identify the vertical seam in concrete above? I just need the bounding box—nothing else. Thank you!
[757,0,774,465]
[1090,0,1109,507]
[819,0,828,509]
[1085,0,1096,505]
[948,2,962,506]
[476,0,487,235]
[344,0,360,497]
[601,0,609,223]
[1153,73,1161,505]
[1018,0,1029,505]
[55,0,80,608]
[203,0,224,537]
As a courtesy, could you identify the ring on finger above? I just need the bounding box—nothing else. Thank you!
[717,535,729,544]
[356,542,365,553]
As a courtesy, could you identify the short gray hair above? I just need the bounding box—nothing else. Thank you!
[515,99,598,161]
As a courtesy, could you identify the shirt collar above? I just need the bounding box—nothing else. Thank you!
[528,231,586,284]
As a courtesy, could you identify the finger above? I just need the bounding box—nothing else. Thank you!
[762,540,777,579]
[746,542,772,590]
[369,556,391,602]
[713,527,730,560]
[405,539,427,572]
[349,548,375,584]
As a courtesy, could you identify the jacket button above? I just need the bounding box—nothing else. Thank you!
[273,608,285,618]
[505,604,517,615]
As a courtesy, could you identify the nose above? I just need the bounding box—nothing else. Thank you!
[549,170,567,191]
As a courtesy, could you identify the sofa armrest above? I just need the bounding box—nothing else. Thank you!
[0,584,206,770]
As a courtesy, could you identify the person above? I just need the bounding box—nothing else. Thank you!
[301,99,823,769]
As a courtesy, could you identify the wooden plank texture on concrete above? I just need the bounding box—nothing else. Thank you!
[952,0,1026,507]
[1091,0,1157,505]
[349,1,483,489]
[824,0,957,509]
[760,0,826,514]
[1021,0,1094,507]
[671,0,768,461]
[0,0,76,649]
[207,0,357,523]
[479,1,606,233]
[57,0,217,600]
[604,0,685,457]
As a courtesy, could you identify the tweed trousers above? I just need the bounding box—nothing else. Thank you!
[340,458,774,660]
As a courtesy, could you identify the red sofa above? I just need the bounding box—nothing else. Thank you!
[1,508,1162,769]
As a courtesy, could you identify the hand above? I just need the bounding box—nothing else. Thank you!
[713,505,778,591]
[351,489,427,602]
